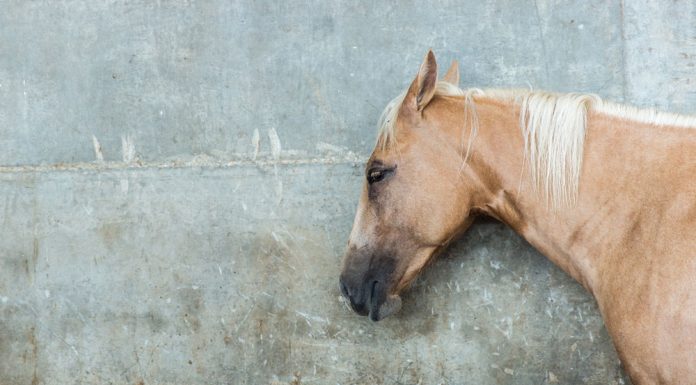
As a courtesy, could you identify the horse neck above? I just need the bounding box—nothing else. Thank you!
[464,96,696,295]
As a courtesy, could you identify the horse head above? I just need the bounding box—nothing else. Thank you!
[339,51,485,321]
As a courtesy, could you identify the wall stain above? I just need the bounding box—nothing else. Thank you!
[28,326,38,385]
[178,288,203,333]
[99,222,124,250]
[143,311,167,333]
[21,237,39,284]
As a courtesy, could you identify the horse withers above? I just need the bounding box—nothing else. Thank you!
[339,50,696,384]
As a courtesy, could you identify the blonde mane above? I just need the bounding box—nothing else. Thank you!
[377,82,696,207]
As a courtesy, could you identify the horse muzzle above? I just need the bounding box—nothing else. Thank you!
[339,274,402,321]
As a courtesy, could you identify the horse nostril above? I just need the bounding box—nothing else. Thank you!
[339,277,351,299]
[370,280,379,304]
[340,275,370,316]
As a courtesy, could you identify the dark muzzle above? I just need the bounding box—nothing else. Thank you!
[339,273,402,321]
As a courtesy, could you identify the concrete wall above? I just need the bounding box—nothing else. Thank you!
[1,1,694,384]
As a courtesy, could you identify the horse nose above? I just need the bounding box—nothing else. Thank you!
[339,274,370,316]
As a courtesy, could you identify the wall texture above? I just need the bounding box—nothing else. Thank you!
[1,1,694,384]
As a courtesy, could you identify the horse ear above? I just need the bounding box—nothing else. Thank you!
[404,50,438,113]
[442,60,459,86]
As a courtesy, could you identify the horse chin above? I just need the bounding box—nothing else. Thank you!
[369,294,402,321]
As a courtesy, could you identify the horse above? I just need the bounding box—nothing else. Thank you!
[339,50,696,384]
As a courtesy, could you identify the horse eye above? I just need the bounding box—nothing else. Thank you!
[367,168,392,184]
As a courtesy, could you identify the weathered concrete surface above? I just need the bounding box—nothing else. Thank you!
[623,0,696,112]
[0,165,624,384]
[0,0,625,166]
[2,0,695,384]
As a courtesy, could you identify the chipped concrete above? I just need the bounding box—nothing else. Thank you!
[2,1,696,384]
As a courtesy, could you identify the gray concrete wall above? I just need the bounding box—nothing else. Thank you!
[1,1,694,384]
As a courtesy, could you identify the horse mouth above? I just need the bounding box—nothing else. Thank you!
[368,282,402,321]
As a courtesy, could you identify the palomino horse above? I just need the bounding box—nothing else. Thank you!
[339,50,696,384]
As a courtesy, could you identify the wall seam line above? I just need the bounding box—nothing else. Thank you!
[0,156,367,174]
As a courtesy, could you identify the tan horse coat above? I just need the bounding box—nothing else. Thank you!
[472,97,696,384]
[340,51,696,384]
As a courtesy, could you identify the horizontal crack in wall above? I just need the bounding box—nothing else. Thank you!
[0,155,367,174]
